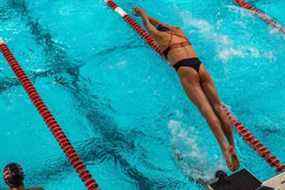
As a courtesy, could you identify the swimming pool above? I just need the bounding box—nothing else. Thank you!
[0,0,284,189]
[254,0,285,23]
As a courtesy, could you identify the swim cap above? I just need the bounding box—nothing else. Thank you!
[3,163,24,188]
[156,24,170,32]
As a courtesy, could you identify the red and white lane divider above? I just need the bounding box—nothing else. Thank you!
[106,0,285,172]
[223,107,285,172]
[104,0,162,55]
[234,0,285,34]
[0,40,99,190]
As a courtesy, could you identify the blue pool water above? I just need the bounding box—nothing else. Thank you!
[0,0,284,189]
[254,0,285,23]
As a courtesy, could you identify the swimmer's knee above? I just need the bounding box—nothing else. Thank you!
[213,103,224,113]
[199,106,220,126]
[199,105,210,116]
[208,117,221,129]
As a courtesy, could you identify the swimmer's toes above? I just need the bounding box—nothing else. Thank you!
[232,153,240,171]
[229,146,240,171]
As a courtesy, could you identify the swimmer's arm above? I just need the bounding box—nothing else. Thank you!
[147,15,181,33]
[146,16,162,26]
[140,12,161,35]
[147,16,174,28]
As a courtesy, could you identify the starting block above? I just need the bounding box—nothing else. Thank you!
[207,169,285,190]
[262,171,285,190]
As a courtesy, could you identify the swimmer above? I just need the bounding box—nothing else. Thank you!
[3,163,44,190]
[134,7,239,171]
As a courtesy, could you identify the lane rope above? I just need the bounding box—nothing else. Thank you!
[105,0,285,173]
[234,0,285,34]
[104,0,162,55]
[223,106,285,172]
[0,41,99,190]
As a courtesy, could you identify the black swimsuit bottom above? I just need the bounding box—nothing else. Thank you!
[173,58,201,72]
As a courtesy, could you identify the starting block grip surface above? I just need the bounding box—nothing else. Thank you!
[208,169,261,190]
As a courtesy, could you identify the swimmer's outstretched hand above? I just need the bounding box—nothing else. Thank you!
[134,7,145,17]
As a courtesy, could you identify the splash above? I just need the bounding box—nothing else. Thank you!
[168,120,226,183]
[178,11,276,63]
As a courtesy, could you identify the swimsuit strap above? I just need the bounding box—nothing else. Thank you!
[168,41,190,50]
[167,31,174,48]
[162,32,173,57]
[162,31,191,58]
[171,32,189,42]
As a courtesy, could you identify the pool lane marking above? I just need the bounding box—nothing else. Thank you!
[0,41,99,190]
[234,0,285,34]
[115,7,127,17]
[104,0,163,55]
[105,0,285,172]
[223,106,285,172]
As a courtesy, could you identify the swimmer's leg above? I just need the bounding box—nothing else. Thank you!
[198,64,234,147]
[177,68,238,171]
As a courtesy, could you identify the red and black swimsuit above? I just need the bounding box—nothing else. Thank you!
[157,24,202,72]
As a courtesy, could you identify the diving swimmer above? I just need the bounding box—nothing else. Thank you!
[134,7,240,171]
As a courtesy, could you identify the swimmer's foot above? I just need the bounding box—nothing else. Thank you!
[224,145,240,172]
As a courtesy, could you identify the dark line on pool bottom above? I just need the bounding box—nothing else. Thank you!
[26,135,186,189]
[0,71,189,189]
[0,40,143,93]
[0,66,77,93]
[3,1,186,189]
[55,75,184,189]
